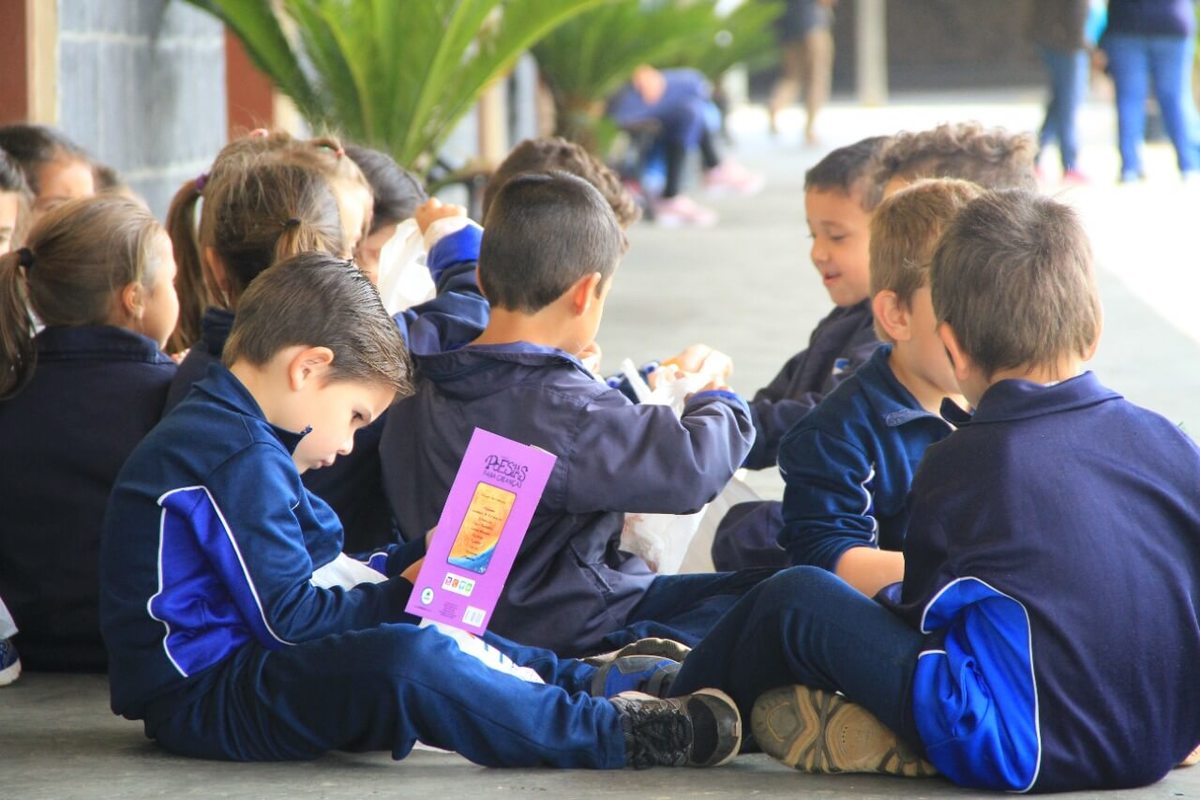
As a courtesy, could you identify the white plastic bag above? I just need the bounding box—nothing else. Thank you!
[678,471,760,574]
[376,218,436,314]
[618,359,714,574]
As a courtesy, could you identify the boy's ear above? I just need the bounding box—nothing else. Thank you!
[285,346,335,391]
[474,265,488,301]
[937,321,973,383]
[570,271,604,315]
[871,290,911,342]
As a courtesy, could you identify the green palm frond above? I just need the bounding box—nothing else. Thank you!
[185,0,610,171]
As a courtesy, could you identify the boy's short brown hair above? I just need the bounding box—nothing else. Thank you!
[224,252,412,396]
[483,137,641,228]
[873,122,1037,193]
[480,171,625,313]
[869,178,983,340]
[805,135,892,210]
[931,190,1100,378]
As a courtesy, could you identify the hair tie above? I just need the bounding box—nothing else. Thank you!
[194,172,209,193]
[16,247,34,271]
[282,217,302,229]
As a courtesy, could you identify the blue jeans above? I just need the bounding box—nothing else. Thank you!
[669,566,927,750]
[1038,46,1089,171]
[144,623,624,767]
[1103,34,1200,177]
[595,567,778,653]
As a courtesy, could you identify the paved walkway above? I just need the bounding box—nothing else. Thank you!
[4,92,1199,799]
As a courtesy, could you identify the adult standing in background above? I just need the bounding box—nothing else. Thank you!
[767,0,836,145]
[1028,0,1094,182]
[1101,0,1200,181]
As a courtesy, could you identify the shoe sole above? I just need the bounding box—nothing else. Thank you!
[689,688,742,768]
[0,658,21,687]
[751,685,936,777]
[583,638,692,667]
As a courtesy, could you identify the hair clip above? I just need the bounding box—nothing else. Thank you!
[282,217,302,229]
[194,172,209,193]
[249,128,270,139]
[16,247,34,271]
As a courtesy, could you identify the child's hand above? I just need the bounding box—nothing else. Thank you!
[689,376,732,397]
[577,341,603,375]
[414,198,467,234]
[647,363,684,390]
[662,343,733,382]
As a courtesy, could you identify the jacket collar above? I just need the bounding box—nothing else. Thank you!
[857,345,952,428]
[193,363,311,454]
[35,325,173,365]
[415,339,590,381]
[967,371,1119,426]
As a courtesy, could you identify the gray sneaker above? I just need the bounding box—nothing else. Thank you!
[751,685,936,777]
[612,689,742,769]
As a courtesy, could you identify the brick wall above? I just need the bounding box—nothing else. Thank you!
[57,0,227,219]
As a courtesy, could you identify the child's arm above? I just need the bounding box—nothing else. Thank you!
[183,447,416,644]
[558,385,754,515]
[745,335,880,469]
[393,200,488,355]
[777,424,902,595]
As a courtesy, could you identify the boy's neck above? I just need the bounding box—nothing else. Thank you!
[473,306,582,355]
[229,359,288,425]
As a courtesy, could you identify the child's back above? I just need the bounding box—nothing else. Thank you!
[383,173,756,655]
[0,195,177,671]
[898,373,1200,790]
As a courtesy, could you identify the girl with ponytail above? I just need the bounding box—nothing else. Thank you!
[0,194,178,672]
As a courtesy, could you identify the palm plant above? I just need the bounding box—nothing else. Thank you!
[532,0,782,151]
[186,0,609,171]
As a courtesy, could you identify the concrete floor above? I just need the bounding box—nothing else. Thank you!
[4,91,1200,798]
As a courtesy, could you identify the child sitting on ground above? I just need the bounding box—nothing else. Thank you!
[382,172,769,657]
[774,179,980,597]
[100,252,742,770]
[671,189,1200,791]
[0,195,178,673]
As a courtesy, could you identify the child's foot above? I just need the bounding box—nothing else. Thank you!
[654,195,718,228]
[751,685,936,777]
[0,638,21,686]
[583,637,692,667]
[612,688,742,768]
[591,655,680,698]
[703,161,765,197]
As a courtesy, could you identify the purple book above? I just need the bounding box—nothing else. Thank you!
[404,427,556,635]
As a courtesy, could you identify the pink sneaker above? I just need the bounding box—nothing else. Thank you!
[654,194,718,227]
[704,161,765,197]
[1062,168,1090,186]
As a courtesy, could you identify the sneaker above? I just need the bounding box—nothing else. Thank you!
[751,685,936,777]
[582,637,692,667]
[654,195,718,228]
[703,161,765,197]
[1062,168,1090,186]
[0,638,21,686]
[591,655,680,698]
[612,689,742,768]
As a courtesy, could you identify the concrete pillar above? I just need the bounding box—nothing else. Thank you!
[855,0,888,106]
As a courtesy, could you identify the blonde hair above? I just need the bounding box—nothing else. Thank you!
[0,195,165,398]
[165,132,370,353]
[869,178,983,341]
[931,190,1100,378]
